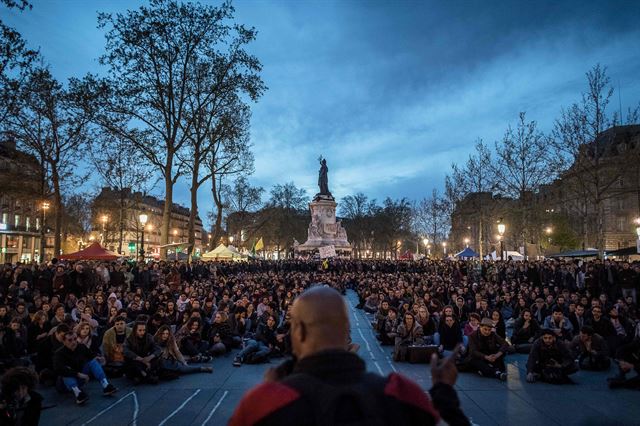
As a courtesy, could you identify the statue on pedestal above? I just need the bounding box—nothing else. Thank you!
[317,156,332,198]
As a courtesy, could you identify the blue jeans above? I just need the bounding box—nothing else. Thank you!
[238,339,270,360]
[62,358,106,390]
[161,358,201,374]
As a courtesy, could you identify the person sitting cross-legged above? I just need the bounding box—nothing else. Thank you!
[608,338,640,389]
[123,321,162,385]
[53,330,117,405]
[233,314,278,367]
[101,316,131,377]
[153,325,213,377]
[464,318,512,381]
[526,328,578,384]
[567,326,610,371]
[379,307,399,346]
[393,312,424,362]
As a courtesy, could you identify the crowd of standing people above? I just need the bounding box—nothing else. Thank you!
[0,256,638,424]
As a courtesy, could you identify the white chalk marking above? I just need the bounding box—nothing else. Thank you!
[82,391,139,426]
[158,389,201,426]
[201,390,229,426]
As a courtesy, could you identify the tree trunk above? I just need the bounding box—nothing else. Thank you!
[478,213,484,259]
[210,174,224,250]
[160,163,173,260]
[118,192,125,254]
[188,162,200,259]
[51,163,62,257]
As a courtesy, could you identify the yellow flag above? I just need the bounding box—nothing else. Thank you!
[255,237,264,251]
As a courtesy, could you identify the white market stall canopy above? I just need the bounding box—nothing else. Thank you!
[201,244,246,261]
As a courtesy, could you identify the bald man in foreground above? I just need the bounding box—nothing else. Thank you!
[229,286,469,426]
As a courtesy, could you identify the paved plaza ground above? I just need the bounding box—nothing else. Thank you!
[39,291,639,426]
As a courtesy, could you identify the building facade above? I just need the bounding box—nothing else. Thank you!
[539,125,640,251]
[92,188,205,258]
[0,137,48,263]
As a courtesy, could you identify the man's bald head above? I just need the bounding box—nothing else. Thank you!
[290,286,350,359]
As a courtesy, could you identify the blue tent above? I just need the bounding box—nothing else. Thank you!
[455,247,479,258]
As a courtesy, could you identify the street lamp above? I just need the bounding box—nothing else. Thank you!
[497,219,506,261]
[39,202,50,262]
[442,241,447,257]
[229,235,234,245]
[545,226,553,245]
[101,215,108,245]
[139,213,148,259]
[464,237,470,248]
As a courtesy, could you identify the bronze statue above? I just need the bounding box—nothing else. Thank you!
[318,156,331,196]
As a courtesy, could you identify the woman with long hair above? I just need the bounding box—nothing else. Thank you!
[74,321,101,356]
[393,312,424,362]
[153,325,212,376]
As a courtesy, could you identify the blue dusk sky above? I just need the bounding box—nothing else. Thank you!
[3,0,640,223]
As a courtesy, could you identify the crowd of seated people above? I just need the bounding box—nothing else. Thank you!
[360,257,640,387]
[0,256,639,412]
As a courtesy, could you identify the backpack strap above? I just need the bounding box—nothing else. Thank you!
[282,372,387,426]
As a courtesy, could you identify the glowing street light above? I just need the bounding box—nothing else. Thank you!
[442,241,447,257]
[464,237,470,248]
[497,219,506,261]
[139,213,148,259]
[100,215,109,245]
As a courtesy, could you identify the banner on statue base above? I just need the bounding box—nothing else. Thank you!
[319,245,336,259]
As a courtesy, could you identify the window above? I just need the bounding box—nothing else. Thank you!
[25,217,30,231]
[35,217,40,230]
[616,217,626,232]
[14,215,20,227]
[1,213,7,224]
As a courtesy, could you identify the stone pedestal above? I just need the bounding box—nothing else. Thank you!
[296,195,351,255]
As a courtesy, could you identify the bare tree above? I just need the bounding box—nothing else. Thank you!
[445,139,496,257]
[550,64,639,255]
[0,0,37,128]
[205,102,255,250]
[414,189,448,256]
[92,0,258,259]
[11,67,89,256]
[494,112,552,255]
[87,128,155,253]
[340,193,377,258]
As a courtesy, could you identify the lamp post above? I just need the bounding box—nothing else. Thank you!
[39,202,50,262]
[497,219,506,261]
[442,241,447,257]
[423,238,429,257]
[545,226,553,245]
[464,237,470,248]
[139,213,148,260]
[229,235,234,245]
[101,215,108,245]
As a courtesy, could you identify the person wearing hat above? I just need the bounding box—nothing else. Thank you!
[464,317,512,381]
[526,328,577,384]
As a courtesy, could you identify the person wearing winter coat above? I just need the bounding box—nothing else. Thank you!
[526,329,578,384]
[153,325,212,376]
[393,312,424,362]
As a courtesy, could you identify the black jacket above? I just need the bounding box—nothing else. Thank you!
[53,344,95,378]
[229,350,470,426]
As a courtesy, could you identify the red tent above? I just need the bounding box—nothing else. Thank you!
[59,242,120,261]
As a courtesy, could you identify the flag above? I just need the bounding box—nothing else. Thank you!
[255,237,264,251]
